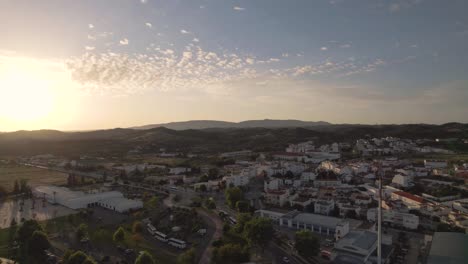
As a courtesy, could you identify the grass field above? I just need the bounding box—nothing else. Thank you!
[0,164,67,192]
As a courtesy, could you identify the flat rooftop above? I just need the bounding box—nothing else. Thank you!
[427,232,468,264]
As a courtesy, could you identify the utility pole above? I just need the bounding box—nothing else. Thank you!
[377,163,382,264]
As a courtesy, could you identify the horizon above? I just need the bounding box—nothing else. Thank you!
[0,118,465,133]
[1,0,468,131]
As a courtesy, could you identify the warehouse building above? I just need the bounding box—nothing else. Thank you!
[256,209,350,240]
[33,186,143,213]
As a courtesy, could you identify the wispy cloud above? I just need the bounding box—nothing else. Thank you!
[320,47,328,51]
[140,0,148,4]
[145,22,152,28]
[340,44,351,48]
[85,46,95,51]
[119,38,129,45]
[192,38,200,42]
[233,6,245,11]
[88,24,94,29]
[389,0,424,13]
[180,29,190,34]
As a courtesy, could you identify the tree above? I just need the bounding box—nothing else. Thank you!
[65,250,97,264]
[199,184,207,193]
[177,248,196,264]
[76,223,88,240]
[135,251,156,264]
[236,200,249,213]
[205,198,216,209]
[16,219,43,245]
[145,196,158,210]
[234,213,252,233]
[295,230,320,258]
[133,221,143,234]
[28,231,51,261]
[225,187,243,208]
[212,243,249,264]
[113,227,125,244]
[243,217,273,251]
[199,175,209,182]
[13,180,19,194]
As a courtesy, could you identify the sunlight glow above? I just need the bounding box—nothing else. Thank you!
[0,61,55,121]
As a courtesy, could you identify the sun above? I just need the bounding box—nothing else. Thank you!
[0,63,55,122]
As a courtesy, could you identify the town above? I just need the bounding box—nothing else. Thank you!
[0,133,466,264]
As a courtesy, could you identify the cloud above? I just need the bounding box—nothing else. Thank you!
[320,47,328,51]
[85,46,95,51]
[389,0,424,13]
[340,44,351,48]
[282,53,289,58]
[410,44,418,48]
[140,0,147,4]
[66,46,262,94]
[180,29,190,34]
[233,6,245,11]
[88,24,94,29]
[192,38,200,42]
[119,38,129,45]
[145,22,152,28]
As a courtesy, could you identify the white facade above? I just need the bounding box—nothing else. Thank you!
[314,199,335,215]
[392,174,413,188]
[33,186,142,213]
[424,160,448,168]
[367,208,419,230]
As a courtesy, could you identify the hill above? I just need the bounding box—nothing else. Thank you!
[130,119,330,130]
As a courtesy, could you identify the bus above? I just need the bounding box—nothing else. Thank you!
[168,238,187,249]
[320,250,331,260]
[154,231,168,242]
[228,216,237,225]
[147,224,157,235]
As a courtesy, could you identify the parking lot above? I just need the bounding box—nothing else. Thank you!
[0,198,75,228]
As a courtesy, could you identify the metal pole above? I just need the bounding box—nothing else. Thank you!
[377,164,382,264]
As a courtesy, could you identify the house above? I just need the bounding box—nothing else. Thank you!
[367,208,419,230]
[391,191,424,209]
[264,189,291,207]
[314,199,335,215]
[424,160,448,169]
[220,150,252,158]
[223,174,250,187]
[169,167,191,175]
[392,174,413,188]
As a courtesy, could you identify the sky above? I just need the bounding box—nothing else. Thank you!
[0,0,467,131]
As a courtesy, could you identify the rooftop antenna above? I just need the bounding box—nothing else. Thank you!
[377,162,382,264]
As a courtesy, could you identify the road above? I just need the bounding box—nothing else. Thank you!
[162,190,223,264]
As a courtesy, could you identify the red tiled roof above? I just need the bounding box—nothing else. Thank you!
[393,191,424,203]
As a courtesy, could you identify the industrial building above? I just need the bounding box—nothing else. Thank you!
[427,232,468,264]
[256,209,349,240]
[33,186,143,213]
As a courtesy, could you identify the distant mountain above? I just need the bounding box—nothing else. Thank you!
[131,119,331,130]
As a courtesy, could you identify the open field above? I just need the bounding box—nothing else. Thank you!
[0,164,67,192]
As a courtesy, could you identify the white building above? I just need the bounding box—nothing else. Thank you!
[223,174,250,187]
[392,174,413,188]
[424,160,448,169]
[314,199,335,215]
[256,210,349,240]
[220,150,252,158]
[33,186,142,213]
[367,208,419,230]
[331,231,378,263]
